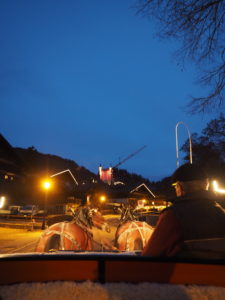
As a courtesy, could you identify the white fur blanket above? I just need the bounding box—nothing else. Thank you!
[0,281,225,300]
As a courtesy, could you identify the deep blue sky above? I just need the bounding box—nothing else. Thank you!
[0,0,219,181]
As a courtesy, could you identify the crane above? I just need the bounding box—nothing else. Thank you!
[113,145,147,168]
[99,145,147,184]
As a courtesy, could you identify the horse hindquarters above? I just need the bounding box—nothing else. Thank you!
[36,222,93,252]
[115,221,154,252]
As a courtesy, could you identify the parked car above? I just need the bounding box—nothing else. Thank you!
[9,206,21,215]
[102,203,123,214]
[19,205,39,216]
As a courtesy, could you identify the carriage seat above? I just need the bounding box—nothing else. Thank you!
[178,237,225,259]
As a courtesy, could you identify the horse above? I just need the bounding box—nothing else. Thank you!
[36,206,110,252]
[114,206,154,252]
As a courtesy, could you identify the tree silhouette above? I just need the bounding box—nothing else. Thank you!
[181,114,225,178]
[137,0,225,113]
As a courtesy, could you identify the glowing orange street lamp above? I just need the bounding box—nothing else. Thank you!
[100,195,106,203]
[43,181,51,190]
[41,179,52,230]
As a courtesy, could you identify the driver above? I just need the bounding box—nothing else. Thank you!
[142,163,225,257]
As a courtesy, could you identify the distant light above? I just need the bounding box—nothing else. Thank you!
[43,181,51,190]
[137,199,146,208]
[100,195,106,202]
[212,180,225,194]
[114,181,125,185]
[0,196,6,209]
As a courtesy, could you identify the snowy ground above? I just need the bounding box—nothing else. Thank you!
[1,280,225,300]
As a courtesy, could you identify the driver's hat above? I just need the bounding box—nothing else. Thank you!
[171,163,208,185]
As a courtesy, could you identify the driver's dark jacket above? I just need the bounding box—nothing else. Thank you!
[169,191,225,240]
[142,191,225,257]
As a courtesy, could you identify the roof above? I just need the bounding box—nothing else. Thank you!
[130,183,156,199]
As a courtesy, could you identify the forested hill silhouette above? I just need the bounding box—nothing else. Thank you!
[19,147,165,193]
[0,134,172,206]
[0,134,155,188]
[14,147,156,189]
[14,146,98,184]
[0,132,171,204]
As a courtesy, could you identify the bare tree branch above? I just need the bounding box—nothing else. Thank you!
[136,0,225,113]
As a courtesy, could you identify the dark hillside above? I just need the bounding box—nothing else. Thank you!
[14,147,98,184]
[0,136,171,207]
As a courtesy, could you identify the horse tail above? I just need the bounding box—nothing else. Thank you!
[133,237,143,250]
[36,232,61,252]
[44,234,61,252]
[114,226,121,248]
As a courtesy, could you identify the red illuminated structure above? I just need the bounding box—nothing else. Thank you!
[98,165,113,185]
[98,146,147,185]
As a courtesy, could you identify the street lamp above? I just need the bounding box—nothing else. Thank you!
[49,169,79,212]
[43,181,51,190]
[175,122,193,168]
[41,179,51,230]
[99,195,106,203]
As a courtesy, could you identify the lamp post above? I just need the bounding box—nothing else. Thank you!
[175,122,193,168]
[41,180,51,230]
[49,169,79,213]
[50,169,78,186]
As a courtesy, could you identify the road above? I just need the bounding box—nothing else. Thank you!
[0,228,43,254]
[0,215,120,254]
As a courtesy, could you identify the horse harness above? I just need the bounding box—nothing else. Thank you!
[41,221,93,251]
[117,221,151,251]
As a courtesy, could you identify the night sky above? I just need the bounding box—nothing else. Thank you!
[1,0,218,181]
